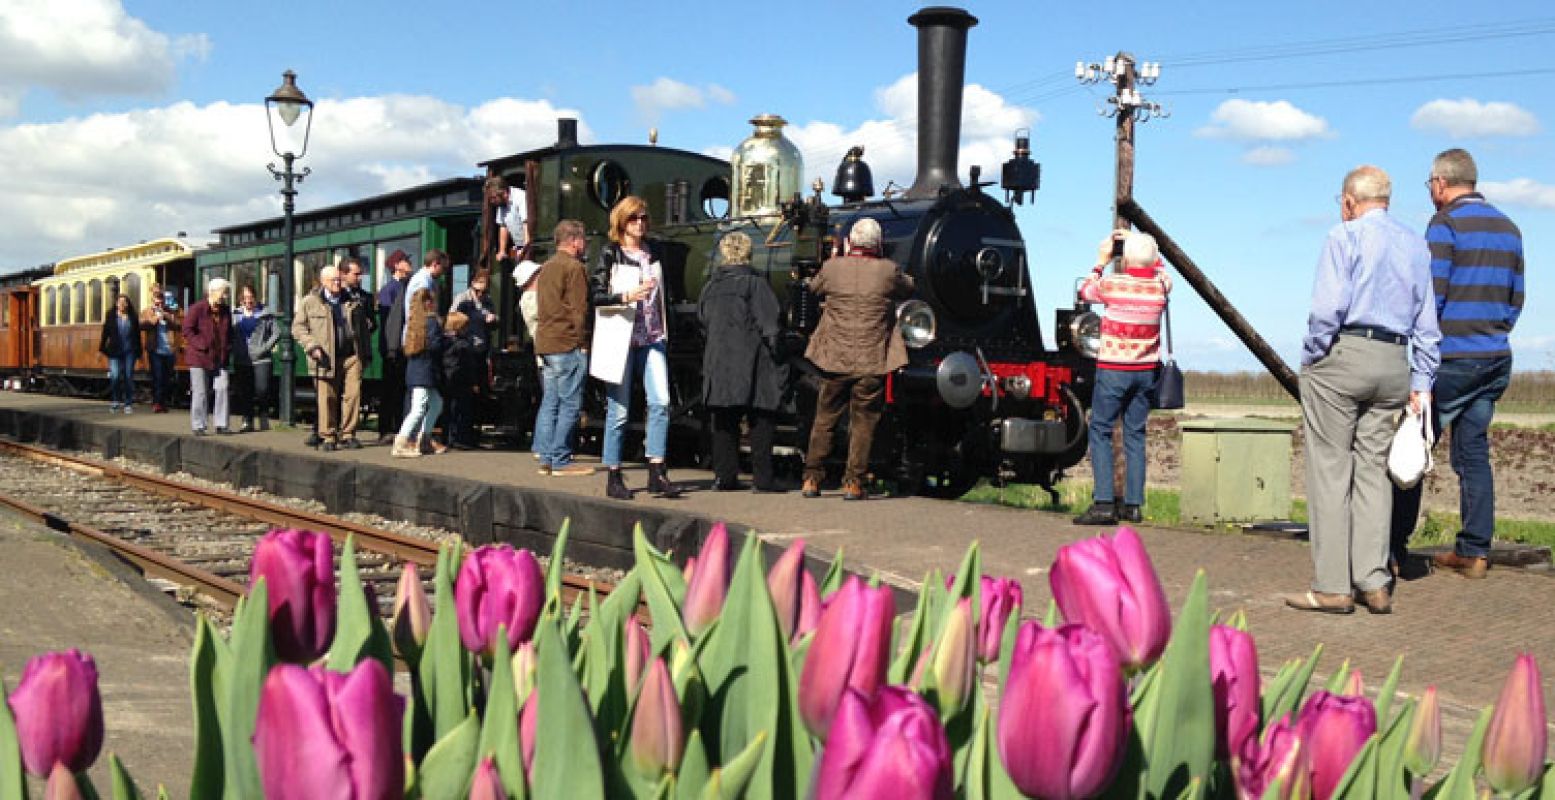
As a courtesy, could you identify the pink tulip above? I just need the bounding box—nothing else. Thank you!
[1236,715,1303,800]
[683,523,731,636]
[456,545,544,658]
[44,763,82,800]
[799,576,896,739]
[813,686,953,800]
[469,756,507,800]
[1210,625,1261,761]
[1482,654,1547,796]
[977,577,1023,664]
[520,685,539,776]
[769,539,824,642]
[629,658,685,778]
[997,623,1129,800]
[1403,686,1440,777]
[1049,527,1170,669]
[624,616,651,694]
[6,649,103,776]
[250,528,337,664]
[389,563,431,662]
[1295,691,1376,800]
[252,660,404,800]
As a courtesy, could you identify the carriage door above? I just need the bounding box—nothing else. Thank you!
[18,290,35,368]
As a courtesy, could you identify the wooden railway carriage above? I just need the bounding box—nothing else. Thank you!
[0,265,55,382]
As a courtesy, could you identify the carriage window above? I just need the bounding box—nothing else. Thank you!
[588,160,632,210]
[701,176,731,219]
[42,288,53,326]
[72,282,85,323]
[376,237,421,290]
[231,261,258,306]
[60,284,73,324]
[123,273,142,309]
[89,279,103,322]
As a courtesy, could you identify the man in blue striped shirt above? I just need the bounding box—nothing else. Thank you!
[1391,149,1524,580]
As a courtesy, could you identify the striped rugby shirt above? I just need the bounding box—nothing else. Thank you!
[1080,264,1171,371]
[1427,193,1524,360]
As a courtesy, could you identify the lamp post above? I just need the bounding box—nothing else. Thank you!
[265,69,313,426]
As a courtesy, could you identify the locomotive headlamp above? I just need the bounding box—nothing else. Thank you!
[1002,374,1033,400]
[897,299,937,349]
[1069,311,1102,359]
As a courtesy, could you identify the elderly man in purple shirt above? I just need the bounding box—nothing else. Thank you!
[1286,165,1440,616]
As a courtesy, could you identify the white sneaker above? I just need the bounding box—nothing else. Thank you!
[123,406,133,415]
[109,404,120,414]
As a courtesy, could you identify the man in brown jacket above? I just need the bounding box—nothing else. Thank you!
[530,219,595,477]
[802,217,915,500]
[292,264,373,451]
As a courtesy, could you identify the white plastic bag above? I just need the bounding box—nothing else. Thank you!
[1387,408,1435,489]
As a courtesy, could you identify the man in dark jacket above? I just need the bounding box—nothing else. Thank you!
[181,277,233,435]
[801,218,914,500]
[376,250,412,442]
[530,219,594,477]
[699,232,786,492]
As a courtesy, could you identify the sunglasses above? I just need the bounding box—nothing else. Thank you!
[628,213,649,222]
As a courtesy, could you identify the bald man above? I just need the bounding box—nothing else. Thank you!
[292,264,369,451]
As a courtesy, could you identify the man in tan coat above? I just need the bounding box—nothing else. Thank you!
[802,217,915,500]
[292,265,372,451]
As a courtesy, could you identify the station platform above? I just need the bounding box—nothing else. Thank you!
[2,390,1551,747]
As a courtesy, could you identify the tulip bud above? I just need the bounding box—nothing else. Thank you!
[977,577,1023,664]
[1482,654,1547,796]
[1402,686,1440,777]
[1210,624,1261,761]
[799,576,897,739]
[926,598,975,717]
[769,539,823,642]
[253,660,405,800]
[624,616,651,695]
[250,528,337,664]
[629,658,685,778]
[813,687,953,800]
[1295,691,1376,800]
[469,756,507,800]
[997,623,1128,800]
[44,762,83,800]
[519,686,539,776]
[1235,715,1303,800]
[6,649,104,777]
[1049,527,1171,669]
[511,641,537,707]
[1340,668,1364,698]
[455,545,544,659]
[683,523,731,636]
[389,563,432,662]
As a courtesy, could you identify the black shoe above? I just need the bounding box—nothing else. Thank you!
[304,432,322,447]
[340,438,362,450]
[215,427,231,436]
[193,428,208,437]
[713,479,748,492]
[752,484,789,494]
[606,469,633,500]
[240,420,255,433]
[647,462,682,498]
[1073,502,1117,526]
[1120,505,1143,524]
[321,441,338,452]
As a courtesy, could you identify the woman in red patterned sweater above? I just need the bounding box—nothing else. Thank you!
[1073,230,1171,525]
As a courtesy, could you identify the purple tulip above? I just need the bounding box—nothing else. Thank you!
[997,623,1129,800]
[683,523,731,636]
[769,539,823,642]
[45,762,83,800]
[1403,686,1441,777]
[799,576,897,739]
[629,658,685,778]
[6,650,103,777]
[455,545,544,658]
[1210,625,1261,761]
[250,528,337,664]
[1236,715,1303,800]
[1482,654,1548,796]
[624,615,651,695]
[813,686,953,800]
[1295,691,1376,800]
[1050,526,1170,670]
[469,756,506,800]
[977,577,1023,664]
[252,659,404,800]
[389,563,431,662]
[926,598,975,716]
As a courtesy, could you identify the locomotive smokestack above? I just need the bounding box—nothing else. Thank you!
[556,118,579,149]
[905,6,978,199]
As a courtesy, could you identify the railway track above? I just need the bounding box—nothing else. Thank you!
[0,439,615,619]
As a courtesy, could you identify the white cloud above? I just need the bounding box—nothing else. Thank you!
[0,94,590,267]
[1481,178,1555,210]
[1411,98,1539,138]
[1196,99,1332,142]
[0,0,207,113]
[629,77,736,124]
[1241,146,1295,167]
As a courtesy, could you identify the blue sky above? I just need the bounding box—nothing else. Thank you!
[1,0,1549,373]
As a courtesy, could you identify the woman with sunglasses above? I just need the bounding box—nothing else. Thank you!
[591,196,680,499]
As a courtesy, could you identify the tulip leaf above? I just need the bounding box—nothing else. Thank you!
[697,731,768,800]
[1423,706,1491,800]
[478,625,527,800]
[413,711,481,800]
[633,527,692,653]
[1330,735,1382,800]
[74,771,100,800]
[545,518,571,606]
[1129,570,1215,800]
[1262,644,1324,727]
[962,704,1023,800]
[887,573,933,685]
[533,620,606,800]
[1042,599,1059,627]
[0,674,25,800]
[328,535,395,675]
[1324,659,1353,694]
[421,544,473,743]
[818,548,845,596]
[675,730,711,800]
[1374,701,1416,800]
[1374,656,1405,726]
[187,615,226,800]
[109,753,141,800]
[221,578,272,800]
[996,603,1020,693]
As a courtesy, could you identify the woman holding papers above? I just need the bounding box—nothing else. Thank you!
[590,196,681,500]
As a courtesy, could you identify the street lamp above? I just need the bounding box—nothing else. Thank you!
[265,69,313,426]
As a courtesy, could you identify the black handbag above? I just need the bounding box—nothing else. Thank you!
[1150,302,1185,410]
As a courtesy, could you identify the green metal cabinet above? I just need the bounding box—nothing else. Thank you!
[1179,417,1296,524]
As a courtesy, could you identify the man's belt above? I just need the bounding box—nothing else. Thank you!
[1338,325,1406,345]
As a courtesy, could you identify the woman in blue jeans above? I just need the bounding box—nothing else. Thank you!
[392,289,446,458]
[99,294,142,413]
[592,196,680,500]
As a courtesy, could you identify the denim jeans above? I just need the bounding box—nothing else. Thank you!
[107,354,136,407]
[1390,356,1511,559]
[149,351,175,407]
[398,386,443,441]
[1088,367,1156,506]
[603,341,670,467]
[533,348,587,468]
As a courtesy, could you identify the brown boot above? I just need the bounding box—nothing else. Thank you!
[1358,588,1393,615]
[1433,552,1489,579]
[841,480,866,501]
[801,477,821,499]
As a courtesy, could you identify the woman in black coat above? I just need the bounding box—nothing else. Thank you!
[698,231,786,492]
[99,294,142,413]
